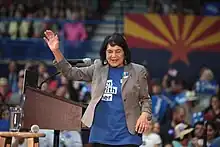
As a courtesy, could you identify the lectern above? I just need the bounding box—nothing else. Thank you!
[22,86,86,147]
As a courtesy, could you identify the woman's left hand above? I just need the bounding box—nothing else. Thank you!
[135,112,151,134]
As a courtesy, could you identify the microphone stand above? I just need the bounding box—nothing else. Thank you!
[38,71,61,89]
[38,71,61,147]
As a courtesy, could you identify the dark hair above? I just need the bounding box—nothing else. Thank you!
[205,94,220,111]
[194,121,204,128]
[206,121,219,137]
[99,33,131,65]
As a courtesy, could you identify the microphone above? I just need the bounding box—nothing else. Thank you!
[38,58,93,89]
[67,58,92,66]
[31,124,40,133]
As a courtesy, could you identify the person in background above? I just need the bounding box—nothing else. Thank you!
[140,121,162,147]
[194,121,205,140]
[194,121,219,147]
[206,121,219,146]
[0,78,12,104]
[8,60,18,93]
[151,80,174,124]
[0,104,10,131]
[172,123,194,147]
[56,75,70,99]
[63,10,87,43]
[204,95,220,124]
[191,121,205,147]
[153,122,160,134]
[195,68,219,110]
[37,61,49,91]
[160,106,187,145]
[44,30,152,147]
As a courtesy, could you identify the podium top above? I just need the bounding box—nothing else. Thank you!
[0,132,45,138]
[26,86,87,108]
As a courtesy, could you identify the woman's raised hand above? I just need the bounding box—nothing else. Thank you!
[44,30,59,53]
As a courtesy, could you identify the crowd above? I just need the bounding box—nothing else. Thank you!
[0,1,88,42]
[0,61,220,146]
[147,0,202,14]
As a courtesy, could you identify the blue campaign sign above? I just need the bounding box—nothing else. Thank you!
[204,2,220,16]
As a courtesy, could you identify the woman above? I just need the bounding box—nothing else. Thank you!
[44,30,152,146]
[204,95,220,121]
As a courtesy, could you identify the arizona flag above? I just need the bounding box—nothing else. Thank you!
[124,14,220,78]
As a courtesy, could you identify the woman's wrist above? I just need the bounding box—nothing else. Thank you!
[141,112,152,121]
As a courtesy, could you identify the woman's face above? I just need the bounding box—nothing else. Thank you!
[211,96,220,110]
[207,125,216,141]
[106,44,125,67]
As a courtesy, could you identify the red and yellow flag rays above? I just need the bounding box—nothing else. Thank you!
[124,14,220,65]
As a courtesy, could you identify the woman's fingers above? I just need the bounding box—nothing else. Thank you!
[44,30,55,40]
[43,37,49,44]
[138,123,145,133]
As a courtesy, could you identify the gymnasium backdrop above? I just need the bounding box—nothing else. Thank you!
[124,14,220,82]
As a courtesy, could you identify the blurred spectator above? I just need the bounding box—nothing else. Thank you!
[79,82,91,102]
[172,123,193,147]
[191,121,205,147]
[0,105,10,120]
[33,9,45,38]
[195,68,219,110]
[19,13,33,39]
[0,78,12,104]
[0,6,9,37]
[175,90,198,125]
[37,61,49,91]
[65,8,72,20]
[47,80,58,94]
[16,70,24,91]
[140,121,162,147]
[204,95,220,130]
[194,121,205,139]
[151,80,174,122]
[0,104,10,131]
[160,105,187,145]
[152,94,173,124]
[8,60,18,93]
[58,8,65,20]
[153,122,161,134]
[8,9,22,39]
[196,121,219,146]
[38,61,48,81]
[63,10,87,42]
[56,75,70,99]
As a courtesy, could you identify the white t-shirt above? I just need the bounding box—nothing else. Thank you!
[140,133,162,147]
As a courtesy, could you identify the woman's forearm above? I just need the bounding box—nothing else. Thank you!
[52,50,64,63]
